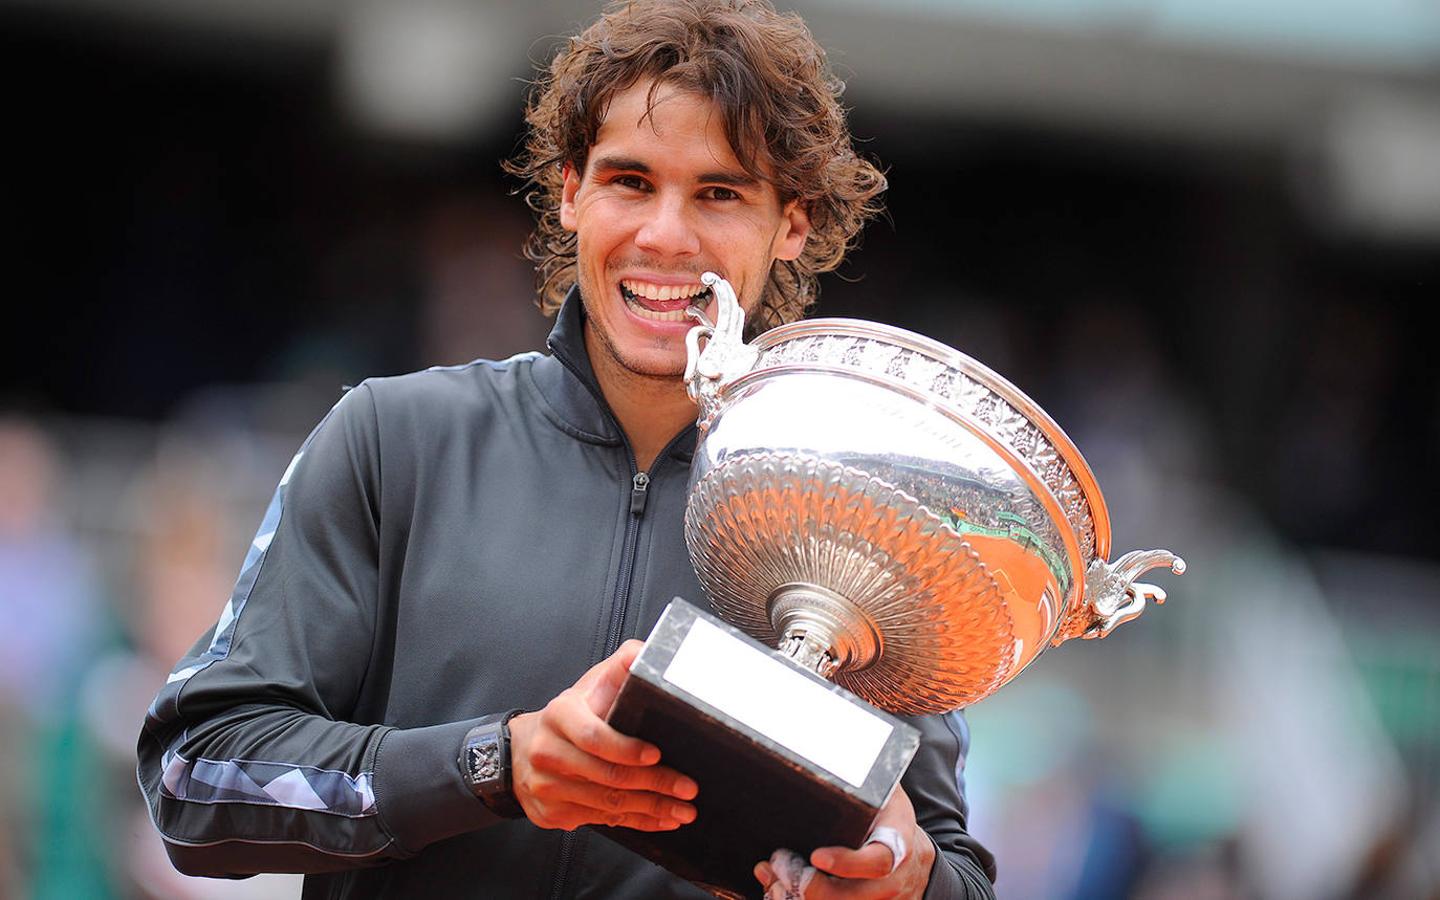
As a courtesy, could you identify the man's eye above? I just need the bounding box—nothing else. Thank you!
[614,175,649,191]
[705,187,741,201]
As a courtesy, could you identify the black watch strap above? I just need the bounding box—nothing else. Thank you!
[458,710,526,819]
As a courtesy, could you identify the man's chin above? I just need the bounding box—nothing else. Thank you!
[591,334,689,382]
[616,355,688,381]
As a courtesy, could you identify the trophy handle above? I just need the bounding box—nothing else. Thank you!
[685,272,759,422]
[1053,550,1187,645]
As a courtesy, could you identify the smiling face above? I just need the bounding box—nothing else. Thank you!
[560,79,810,385]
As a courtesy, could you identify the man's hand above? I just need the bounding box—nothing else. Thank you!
[754,787,935,899]
[508,640,699,832]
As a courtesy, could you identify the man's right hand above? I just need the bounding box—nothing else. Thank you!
[508,639,699,832]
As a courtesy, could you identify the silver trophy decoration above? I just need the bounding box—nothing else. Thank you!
[604,272,1184,896]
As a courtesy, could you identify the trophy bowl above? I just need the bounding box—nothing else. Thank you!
[683,273,1186,716]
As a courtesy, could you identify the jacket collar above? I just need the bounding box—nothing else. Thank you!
[530,287,696,462]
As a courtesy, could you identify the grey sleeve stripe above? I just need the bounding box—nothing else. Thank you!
[160,735,377,819]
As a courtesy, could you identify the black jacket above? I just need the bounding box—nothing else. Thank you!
[136,295,997,898]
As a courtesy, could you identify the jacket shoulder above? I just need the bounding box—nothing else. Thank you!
[357,352,544,415]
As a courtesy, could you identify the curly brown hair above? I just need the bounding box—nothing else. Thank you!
[506,0,887,330]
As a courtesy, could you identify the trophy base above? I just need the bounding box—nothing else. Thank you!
[599,599,920,897]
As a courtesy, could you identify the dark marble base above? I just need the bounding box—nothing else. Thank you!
[597,599,920,897]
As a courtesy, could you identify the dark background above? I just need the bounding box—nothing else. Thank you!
[8,8,1437,558]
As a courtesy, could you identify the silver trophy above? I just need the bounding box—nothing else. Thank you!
[604,273,1184,896]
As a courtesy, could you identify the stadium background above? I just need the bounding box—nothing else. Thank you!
[3,1,1438,896]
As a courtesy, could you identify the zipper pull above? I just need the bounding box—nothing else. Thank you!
[630,471,651,516]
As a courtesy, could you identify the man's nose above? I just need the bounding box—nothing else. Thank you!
[635,193,701,257]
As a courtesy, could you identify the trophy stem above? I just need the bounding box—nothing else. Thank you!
[777,631,841,679]
[767,582,882,679]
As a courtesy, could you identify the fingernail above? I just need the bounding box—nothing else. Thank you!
[639,746,660,765]
[675,777,699,799]
[812,850,833,869]
[672,804,696,823]
[660,818,681,830]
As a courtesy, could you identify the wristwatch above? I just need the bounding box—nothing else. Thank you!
[458,711,526,818]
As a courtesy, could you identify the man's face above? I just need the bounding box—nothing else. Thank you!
[560,80,810,381]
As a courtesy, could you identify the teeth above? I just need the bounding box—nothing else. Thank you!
[626,300,693,322]
[621,279,708,302]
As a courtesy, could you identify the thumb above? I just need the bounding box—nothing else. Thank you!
[581,639,645,716]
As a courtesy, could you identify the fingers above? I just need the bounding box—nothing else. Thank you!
[510,641,702,833]
[758,861,890,900]
[755,861,775,891]
[539,641,655,766]
[531,800,687,833]
[521,730,697,808]
[555,781,696,824]
[810,842,895,880]
[550,687,660,767]
[519,768,696,830]
[533,737,697,798]
[776,788,925,894]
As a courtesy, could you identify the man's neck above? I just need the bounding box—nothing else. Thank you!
[584,329,697,472]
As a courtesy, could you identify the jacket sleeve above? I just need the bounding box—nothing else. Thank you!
[136,383,504,877]
[904,710,998,899]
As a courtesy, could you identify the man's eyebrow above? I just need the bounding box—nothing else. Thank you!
[589,155,760,188]
[591,156,650,174]
[698,170,761,188]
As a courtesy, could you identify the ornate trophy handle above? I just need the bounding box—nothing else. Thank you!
[684,272,759,421]
[1053,550,1187,645]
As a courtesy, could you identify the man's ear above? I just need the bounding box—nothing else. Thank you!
[560,163,581,232]
[772,200,811,262]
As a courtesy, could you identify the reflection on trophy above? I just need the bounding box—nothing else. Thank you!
[603,273,1186,897]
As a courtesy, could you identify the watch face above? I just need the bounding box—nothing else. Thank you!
[469,745,501,782]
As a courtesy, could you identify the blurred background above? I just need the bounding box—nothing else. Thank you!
[2,0,1438,897]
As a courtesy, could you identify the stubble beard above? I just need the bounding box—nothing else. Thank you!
[590,311,686,381]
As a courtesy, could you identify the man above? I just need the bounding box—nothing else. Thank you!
[137,1,998,897]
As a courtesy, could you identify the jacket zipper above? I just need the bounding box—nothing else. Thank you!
[545,345,693,900]
[549,443,685,899]
[629,471,650,515]
[606,467,648,655]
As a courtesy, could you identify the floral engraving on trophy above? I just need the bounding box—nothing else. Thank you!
[884,350,912,381]
[955,375,989,409]
[860,339,899,373]
[804,335,830,364]
[929,369,958,399]
[907,358,942,391]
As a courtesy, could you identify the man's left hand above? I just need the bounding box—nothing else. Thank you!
[753,786,935,898]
